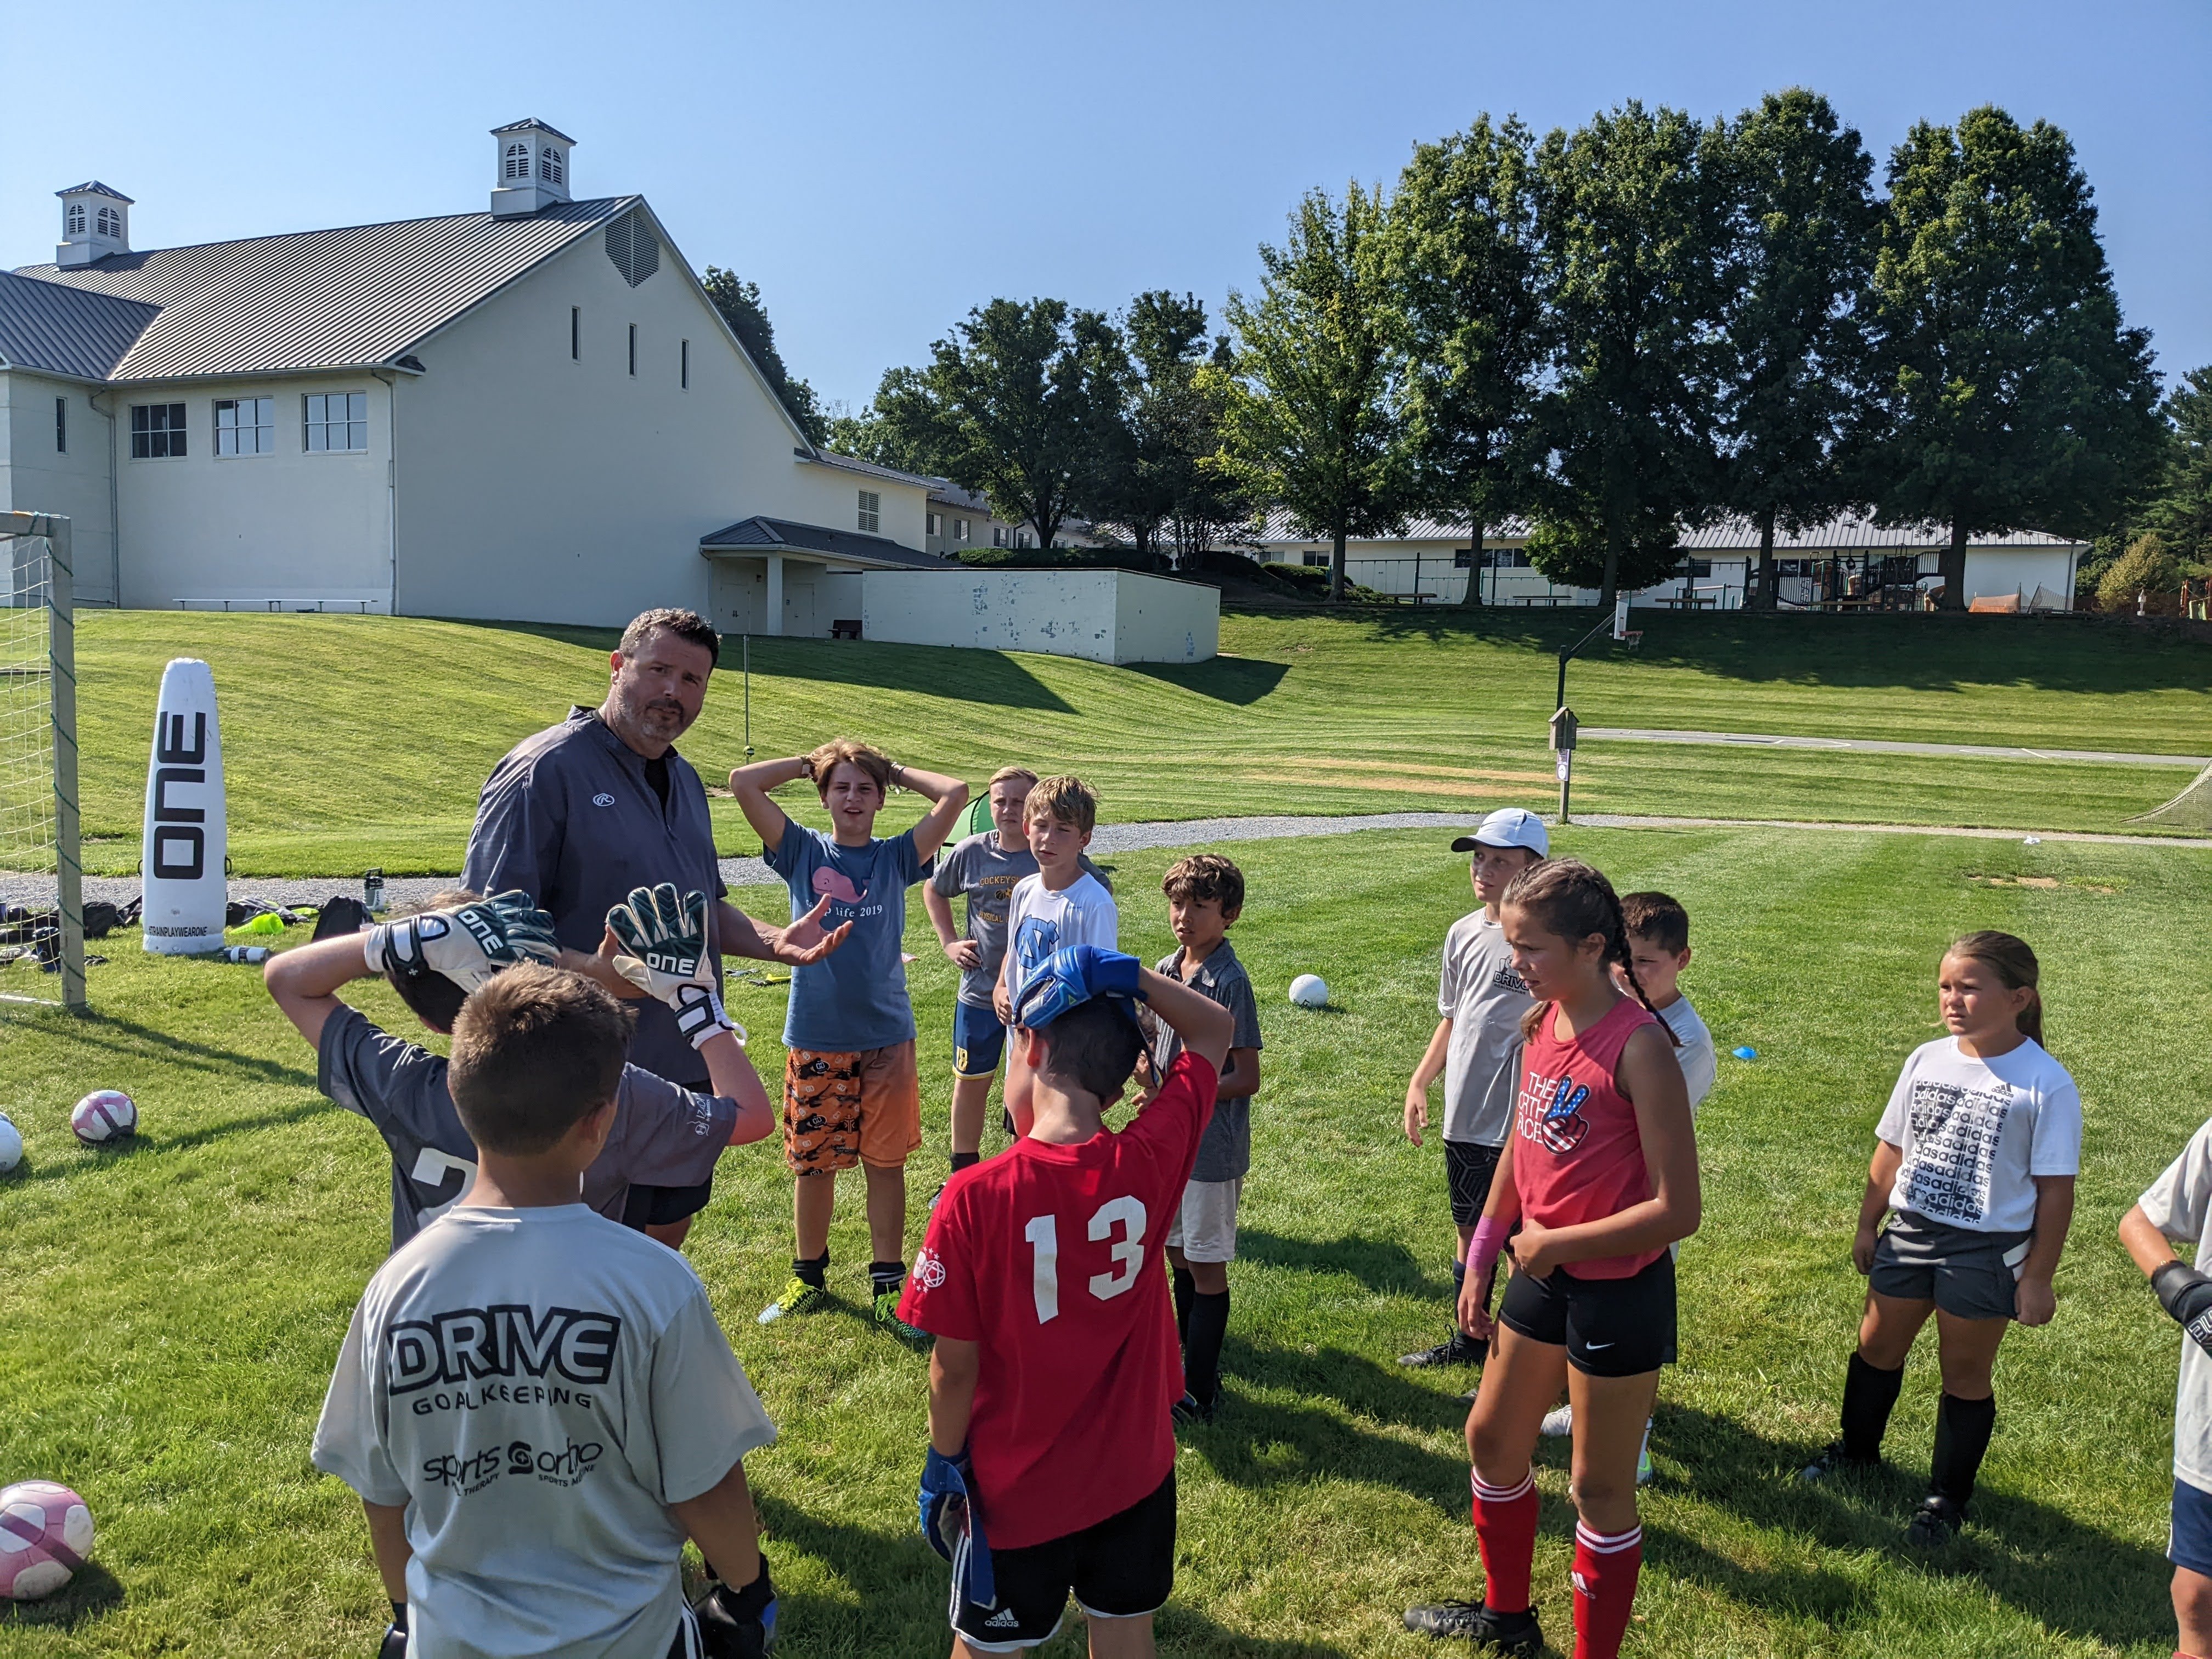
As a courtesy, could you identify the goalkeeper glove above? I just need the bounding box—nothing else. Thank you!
[606,884,741,1049]
[692,1558,776,1658]
[2154,1261,2212,1356]
[1012,945,1143,1030]
[365,891,559,991]
[379,1604,407,1658]
[918,1444,996,1607]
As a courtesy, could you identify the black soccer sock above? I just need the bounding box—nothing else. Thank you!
[1173,1266,1196,1350]
[870,1260,906,1297]
[1930,1391,1997,1511]
[1839,1350,1905,1463]
[1184,1289,1231,1407]
[949,1150,980,1174]
[793,1251,828,1290]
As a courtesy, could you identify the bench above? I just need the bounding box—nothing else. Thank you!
[830,618,862,640]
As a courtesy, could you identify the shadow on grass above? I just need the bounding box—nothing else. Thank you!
[1650,1402,2173,1647]
[61,1011,317,1090]
[0,1561,126,1629]
[1128,656,1293,706]
[1239,1229,1435,1297]
[1,1099,338,1188]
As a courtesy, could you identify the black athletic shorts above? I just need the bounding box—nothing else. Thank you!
[1445,1140,1503,1227]
[622,1178,716,1229]
[1498,1251,1675,1378]
[951,1472,1176,1651]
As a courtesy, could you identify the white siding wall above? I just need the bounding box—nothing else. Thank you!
[0,370,122,605]
[861,569,1218,664]
[113,373,392,611]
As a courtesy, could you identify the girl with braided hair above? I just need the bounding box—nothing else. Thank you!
[1404,859,1699,1659]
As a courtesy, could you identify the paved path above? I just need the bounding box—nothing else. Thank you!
[7,808,2207,910]
[1583,726,2210,769]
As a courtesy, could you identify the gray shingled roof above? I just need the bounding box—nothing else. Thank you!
[11,197,636,381]
[699,516,954,571]
[0,269,160,380]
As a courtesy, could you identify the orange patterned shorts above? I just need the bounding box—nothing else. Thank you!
[782,1040,922,1175]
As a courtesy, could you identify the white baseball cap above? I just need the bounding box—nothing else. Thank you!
[1451,807,1549,857]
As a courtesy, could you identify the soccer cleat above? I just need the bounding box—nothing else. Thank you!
[1905,1494,1964,1549]
[756,1278,830,1325]
[926,1181,947,1211]
[1399,1330,1485,1368]
[1798,1440,1875,1482]
[1539,1404,1574,1438]
[1637,1432,1655,1487]
[874,1289,929,1346]
[1172,1391,1216,1427]
[1402,1600,1542,1652]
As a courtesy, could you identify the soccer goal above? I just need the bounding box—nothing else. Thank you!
[1,512,86,1011]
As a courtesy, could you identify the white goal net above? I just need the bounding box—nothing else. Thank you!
[1,512,86,1009]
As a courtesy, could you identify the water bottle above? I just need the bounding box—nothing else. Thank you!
[363,868,386,913]
[222,945,269,964]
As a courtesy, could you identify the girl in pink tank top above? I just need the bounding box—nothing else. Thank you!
[1403,859,1699,1659]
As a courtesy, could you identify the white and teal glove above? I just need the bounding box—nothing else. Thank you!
[606,884,743,1049]
[365,891,560,991]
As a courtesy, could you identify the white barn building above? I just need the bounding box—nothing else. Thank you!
[0,122,947,634]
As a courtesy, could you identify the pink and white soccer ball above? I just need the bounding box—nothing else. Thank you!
[70,1090,136,1146]
[0,1481,93,1600]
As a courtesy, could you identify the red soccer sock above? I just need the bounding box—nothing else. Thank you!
[1571,1520,1643,1659]
[1470,1468,1539,1615]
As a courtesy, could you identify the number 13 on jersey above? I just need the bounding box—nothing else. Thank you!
[1023,1197,1148,1323]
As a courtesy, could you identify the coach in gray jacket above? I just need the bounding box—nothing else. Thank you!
[464,607,846,1236]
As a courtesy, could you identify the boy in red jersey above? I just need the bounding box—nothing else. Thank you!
[899,944,1233,1657]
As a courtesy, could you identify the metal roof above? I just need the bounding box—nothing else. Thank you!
[55,181,133,203]
[800,448,942,489]
[699,516,953,571]
[10,196,636,381]
[1239,507,2083,552]
[491,118,578,143]
[1242,508,1532,544]
[0,269,161,380]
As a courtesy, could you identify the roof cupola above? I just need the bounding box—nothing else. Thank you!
[490,119,575,218]
[57,182,132,267]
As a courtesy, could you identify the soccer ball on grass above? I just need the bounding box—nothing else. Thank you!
[1288,974,1330,1009]
[71,1091,136,1147]
[0,1480,94,1600]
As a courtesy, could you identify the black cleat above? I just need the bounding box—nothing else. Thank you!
[1403,1600,1542,1652]
[1400,1330,1485,1368]
[1172,1391,1216,1427]
[1905,1494,1965,1549]
[1798,1439,1876,1482]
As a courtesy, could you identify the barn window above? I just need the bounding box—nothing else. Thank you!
[857,490,880,534]
[131,403,187,459]
[680,338,689,389]
[215,397,275,455]
[304,392,369,452]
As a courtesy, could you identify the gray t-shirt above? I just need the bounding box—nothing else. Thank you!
[2138,1119,2212,1493]
[463,709,728,1088]
[765,818,927,1052]
[1438,909,1533,1147]
[313,1205,775,1658]
[929,833,1108,1008]
[1152,939,1265,1183]
[318,1007,736,1253]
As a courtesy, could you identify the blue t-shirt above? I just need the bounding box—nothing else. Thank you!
[765,818,927,1052]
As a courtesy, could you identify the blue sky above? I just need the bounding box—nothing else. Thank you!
[6,0,2205,413]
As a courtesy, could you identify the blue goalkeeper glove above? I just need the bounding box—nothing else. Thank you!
[1012,945,1143,1030]
[918,1445,996,1608]
[692,1556,776,1658]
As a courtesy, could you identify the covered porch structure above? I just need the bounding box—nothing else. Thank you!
[698,517,952,639]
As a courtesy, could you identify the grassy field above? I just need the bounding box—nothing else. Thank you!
[3,822,2207,1657]
[38,606,2212,875]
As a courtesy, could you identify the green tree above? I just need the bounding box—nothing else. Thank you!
[1217,183,1409,601]
[826,366,951,477]
[2096,531,2185,615]
[2143,368,2212,570]
[1523,504,1683,594]
[927,298,1129,551]
[1715,90,1881,610]
[1863,107,2165,609]
[1092,293,1249,565]
[1534,102,1732,610]
[699,267,828,444]
[1390,115,1550,607]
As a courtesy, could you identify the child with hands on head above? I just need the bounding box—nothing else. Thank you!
[996,776,1119,1139]
[1801,932,2079,1550]
[902,943,1233,1659]
[1407,859,1698,1659]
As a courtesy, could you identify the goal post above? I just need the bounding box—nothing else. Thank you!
[2,511,86,1011]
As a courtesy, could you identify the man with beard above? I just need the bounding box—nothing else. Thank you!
[464,607,848,1246]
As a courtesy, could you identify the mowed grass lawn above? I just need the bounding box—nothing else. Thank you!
[44,605,2212,876]
[4,824,2209,1657]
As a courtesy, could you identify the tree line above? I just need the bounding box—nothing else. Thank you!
[749,92,2207,611]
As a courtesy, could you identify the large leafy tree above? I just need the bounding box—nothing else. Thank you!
[1534,102,1732,609]
[1092,292,1249,564]
[1715,90,1881,610]
[1863,107,2165,608]
[824,366,947,476]
[1390,114,1549,608]
[699,267,828,444]
[2142,368,2212,571]
[1523,504,1683,592]
[1217,183,1410,601]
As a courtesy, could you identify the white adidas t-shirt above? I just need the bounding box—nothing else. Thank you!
[2139,1120,2212,1493]
[313,1205,776,1658]
[1003,870,1119,1002]
[1874,1036,2081,1234]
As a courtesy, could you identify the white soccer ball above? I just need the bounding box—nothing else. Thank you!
[0,1480,94,1600]
[1288,974,1330,1009]
[71,1090,137,1147]
[0,1113,20,1174]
